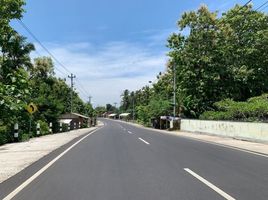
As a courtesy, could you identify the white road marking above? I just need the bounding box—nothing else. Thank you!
[184,168,236,200]
[3,127,102,200]
[110,119,268,158]
[180,136,268,158]
[127,131,133,134]
[138,137,150,145]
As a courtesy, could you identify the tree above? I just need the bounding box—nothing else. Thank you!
[0,0,34,143]
[0,0,34,119]
[120,89,130,111]
[0,0,95,144]
[167,4,268,117]
[29,57,65,129]
[94,106,106,116]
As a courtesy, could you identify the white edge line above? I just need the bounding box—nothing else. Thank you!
[181,136,268,158]
[107,119,268,158]
[184,168,236,200]
[3,127,102,200]
[138,137,150,145]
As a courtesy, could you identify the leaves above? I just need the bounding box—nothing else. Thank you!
[200,94,268,122]
[121,4,268,123]
[0,0,94,145]
[167,4,268,118]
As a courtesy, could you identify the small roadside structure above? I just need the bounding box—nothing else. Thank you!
[159,116,180,130]
[59,113,90,129]
[108,113,117,119]
[119,113,130,121]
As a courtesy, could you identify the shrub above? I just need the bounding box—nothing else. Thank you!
[200,93,268,122]
[20,132,30,142]
[38,120,49,135]
[62,123,69,132]
[0,125,9,145]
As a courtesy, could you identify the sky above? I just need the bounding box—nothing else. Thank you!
[12,0,267,107]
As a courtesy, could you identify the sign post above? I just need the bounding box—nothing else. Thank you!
[14,123,19,141]
[26,103,38,114]
[26,103,38,137]
[37,123,40,135]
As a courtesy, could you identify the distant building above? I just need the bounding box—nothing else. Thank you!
[59,113,92,129]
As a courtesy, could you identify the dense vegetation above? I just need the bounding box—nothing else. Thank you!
[120,4,268,125]
[0,0,94,145]
[200,94,268,122]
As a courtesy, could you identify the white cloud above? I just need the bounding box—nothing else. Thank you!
[32,39,168,107]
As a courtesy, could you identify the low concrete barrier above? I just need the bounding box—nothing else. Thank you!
[181,119,268,142]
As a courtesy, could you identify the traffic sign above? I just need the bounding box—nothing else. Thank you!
[26,103,38,114]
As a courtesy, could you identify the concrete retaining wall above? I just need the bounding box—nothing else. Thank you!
[181,119,268,142]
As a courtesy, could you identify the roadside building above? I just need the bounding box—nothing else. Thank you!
[108,113,117,119]
[119,113,130,121]
[59,113,91,130]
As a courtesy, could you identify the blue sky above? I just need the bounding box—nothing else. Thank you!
[12,0,267,107]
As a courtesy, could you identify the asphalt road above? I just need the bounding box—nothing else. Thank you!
[2,119,268,200]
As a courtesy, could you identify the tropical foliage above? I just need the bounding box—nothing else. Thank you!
[120,4,268,125]
[0,0,94,145]
[200,94,268,122]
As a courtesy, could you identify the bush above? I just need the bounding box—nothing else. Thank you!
[0,125,9,145]
[200,94,268,122]
[136,105,151,126]
[62,123,69,132]
[20,132,30,142]
[38,120,49,135]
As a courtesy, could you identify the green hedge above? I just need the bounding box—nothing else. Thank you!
[200,94,268,122]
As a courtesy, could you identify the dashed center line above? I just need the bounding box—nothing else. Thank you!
[127,131,133,134]
[138,137,150,145]
[184,168,236,200]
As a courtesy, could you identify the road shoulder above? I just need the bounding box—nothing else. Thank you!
[0,124,103,199]
[114,119,268,156]
[0,124,103,184]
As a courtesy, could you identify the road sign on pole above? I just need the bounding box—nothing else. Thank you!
[26,103,38,114]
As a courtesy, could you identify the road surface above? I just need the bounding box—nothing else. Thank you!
[1,119,268,200]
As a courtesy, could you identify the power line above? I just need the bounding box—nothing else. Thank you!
[260,4,268,11]
[236,0,252,13]
[242,0,252,7]
[17,20,90,101]
[17,20,72,75]
[30,46,68,77]
[76,79,89,96]
[256,0,268,11]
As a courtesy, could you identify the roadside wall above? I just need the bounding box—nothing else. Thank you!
[181,119,268,142]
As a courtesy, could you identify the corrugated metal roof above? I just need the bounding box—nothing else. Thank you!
[119,113,130,117]
[59,113,89,119]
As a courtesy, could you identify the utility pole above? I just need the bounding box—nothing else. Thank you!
[113,102,117,119]
[173,63,176,118]
[68,73,76,113]
[88,96,92,104]
[132,97,135,121]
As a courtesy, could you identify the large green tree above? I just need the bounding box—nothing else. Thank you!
[0,0,34,121]
[167,4,268,117]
